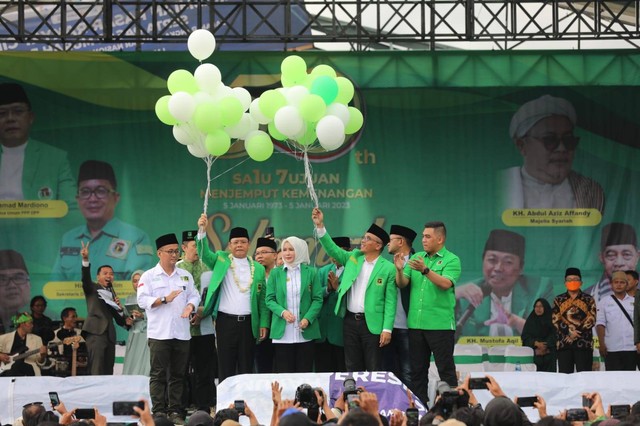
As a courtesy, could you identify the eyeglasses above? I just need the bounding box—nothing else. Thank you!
[527,134,580,152]
[0,272,29,287]
[160,249,181,256]
[361,235,382,244]
[77,186,116,200]
[22,402,43,409]
[0,106,29,119]
[255,250,276,256]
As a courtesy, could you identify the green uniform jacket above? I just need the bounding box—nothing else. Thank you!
[319,232,397,335]
[0,139,77,209]
[316,263,344,346]
[458,275,554,337]
[265,264,323,340]
[197,237,269,339]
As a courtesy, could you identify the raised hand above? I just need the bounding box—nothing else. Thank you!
[80,241,90,261]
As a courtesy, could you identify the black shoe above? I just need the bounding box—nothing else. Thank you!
[168,412,185,425]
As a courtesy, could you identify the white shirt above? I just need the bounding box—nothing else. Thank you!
[393,254,409,329]
[347,256,378,314]
[0,142,26,199]
[273,265,309,344]
[218,256,252,315]
[520,167,576,209]
[596,293,635,352]
[137,263,200,340]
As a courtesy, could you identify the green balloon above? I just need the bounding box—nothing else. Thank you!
[167,69,198,95]
[219,96,244,126]
[245,132,274,162]
[296,124,317,146]
[268,121,288,141]
[310,76,338,105]
[335,76,355,104]
[311,64,337,78]
[299,94,326,123]
[155,95,178,125]
[193,102,223,133]
[205,130,231,156]
[281,55,307,83]
[345,107,364,134]
[258,90,287,119]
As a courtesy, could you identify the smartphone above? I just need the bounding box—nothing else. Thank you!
[566,408,588,421]
[48,392,60,407]
[406,408,419,426]
[265,227,275,237]
[234,400,245,415]
[347,393,359,409]
[112,401,144,416]
[582,396,593,408]
[75,408,96,419]
[516,396,538,407]
[610,404,631,419]
[468,377,490,390]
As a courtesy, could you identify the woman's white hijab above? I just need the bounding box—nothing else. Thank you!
[281,236,310,269]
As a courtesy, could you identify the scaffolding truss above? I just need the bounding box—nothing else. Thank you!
[0,0,638,51]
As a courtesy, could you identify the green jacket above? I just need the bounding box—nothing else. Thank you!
[197,237,269,339]
[458,275,554,337]
[316,263,344,346]
[319,232,397,335]
[265,264,323,340]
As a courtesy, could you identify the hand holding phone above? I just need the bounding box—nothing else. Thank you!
[48,392,60,408]
[75,408,96,419]
[234,400,245,415]
[566,408,588,421]
[516,396,538,407]
[406,408,419,426]
[468,377,490,390]
[113,401,144,416]
[610,404,631,419]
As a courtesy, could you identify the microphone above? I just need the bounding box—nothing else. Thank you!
[105,279,122,310]
[456,284,492,330]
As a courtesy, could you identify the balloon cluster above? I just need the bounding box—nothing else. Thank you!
[154,29,273,162]
[252,56,364,153]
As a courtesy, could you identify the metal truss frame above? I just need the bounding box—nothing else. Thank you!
[0,1,638,51]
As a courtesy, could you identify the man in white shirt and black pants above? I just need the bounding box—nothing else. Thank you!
[596,270,636,371]
[138,233,200,423]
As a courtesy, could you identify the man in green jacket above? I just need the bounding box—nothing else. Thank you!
[196,213,269,383]
[311,208,396,372]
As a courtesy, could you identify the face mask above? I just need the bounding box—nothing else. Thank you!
[565,280,581,291]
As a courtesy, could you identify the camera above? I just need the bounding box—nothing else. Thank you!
[431,381,469,419]
[566,408,588,421]
[295,384,319,409]
[113,401,144,416]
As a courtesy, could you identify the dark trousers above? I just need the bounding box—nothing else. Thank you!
[408,329,456,405]
[85,332,114,375]
[215,313,255,383]
[343,313,383,372]
[314,341,346,373]
[273,341,315,373]
[604,351,637,371]
[187,334,218,410]
[255,338,275,373]
[383,328,412,386]
[149,338,190,415]
[557,349,592,373]
[534,352,557,373]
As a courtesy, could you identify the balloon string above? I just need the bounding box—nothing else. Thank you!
[303,150,319,208]
[203,156,213,214]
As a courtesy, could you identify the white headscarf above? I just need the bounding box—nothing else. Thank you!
[281,236,310,269]
[509,94,576,140]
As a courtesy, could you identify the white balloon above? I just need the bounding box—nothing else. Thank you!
[326,103,350,126]
[187,29,216,61]
[274,106,304,138]
[212,84,234,102]
[187,140,209,158]
[172,124,195,145]
[316,115,345,151]
[194,63,222,93]
[247,115,259,133]
[231,87,252,112]
[249,98,271,124]
[286,85,309,107]
[193,91,214,105]
[168,91,196,122]
[224,113,253,139]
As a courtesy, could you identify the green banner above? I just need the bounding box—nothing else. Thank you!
[0,50,639,341]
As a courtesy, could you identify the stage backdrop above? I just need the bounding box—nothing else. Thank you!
[1,50,639,342]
